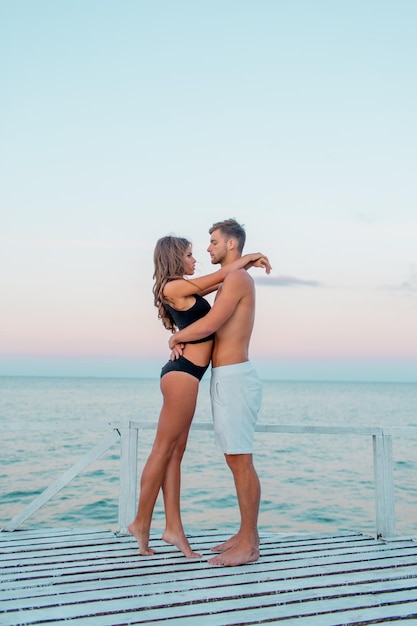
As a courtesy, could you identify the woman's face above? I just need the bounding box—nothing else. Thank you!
[183,245,196,275]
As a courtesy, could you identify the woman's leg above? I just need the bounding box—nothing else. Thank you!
[161,427,201,557]
[128,372,199,556]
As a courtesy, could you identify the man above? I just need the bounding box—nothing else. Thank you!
[169,219,270,566]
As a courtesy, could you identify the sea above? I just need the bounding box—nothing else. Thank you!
[1,376,417,538]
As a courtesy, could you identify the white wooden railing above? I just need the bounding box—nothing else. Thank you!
[1,421,416,538]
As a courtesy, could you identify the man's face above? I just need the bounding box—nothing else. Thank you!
[207,229,228,265]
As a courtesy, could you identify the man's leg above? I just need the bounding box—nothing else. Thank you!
[208,453,260,566]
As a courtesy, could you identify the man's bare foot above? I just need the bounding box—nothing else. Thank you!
[128,522,155,556]
[211,529,260,553]
[208,543,259,567]
[210,533,239,553]
[162,531,202,558]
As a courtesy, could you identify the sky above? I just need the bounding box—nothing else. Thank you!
[1,0,416,382]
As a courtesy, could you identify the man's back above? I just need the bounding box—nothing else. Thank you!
[211,268,256,368]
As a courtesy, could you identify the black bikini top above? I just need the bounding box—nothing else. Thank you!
[164,294,215,344]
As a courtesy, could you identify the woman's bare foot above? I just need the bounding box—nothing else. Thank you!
[162,530,202,558]
[208,543,259,567]
[128,522,155,556]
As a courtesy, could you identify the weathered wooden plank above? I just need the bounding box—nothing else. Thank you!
[140,602,417,626]
[0,530,372,563]
[4,420,417,438]
[17,605,417,626]
[3,558,417,605]
[117,422,138,534]
[1,560,417,611]
[0,526,113,539]
[2,583,417,625]
[3,546,417,588]
[2,543,417,592]
[0,528,361,550]
[1,529,417,626]
[173,421,385,436]
[0,531,377,562]
[0,538,417,574]
[0,421,120,432]
[0,533,411,568]
[373,432,396,538]
[3,559,417,604]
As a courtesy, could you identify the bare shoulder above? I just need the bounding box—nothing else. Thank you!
[163,278,189,299]
[222,268,254,292]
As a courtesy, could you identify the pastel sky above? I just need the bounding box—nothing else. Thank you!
[1,0,416,381]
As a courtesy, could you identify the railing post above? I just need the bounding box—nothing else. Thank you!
[118,422,139,535]
[373,431,396,538]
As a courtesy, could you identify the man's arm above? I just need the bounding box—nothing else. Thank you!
[168,271,243,349]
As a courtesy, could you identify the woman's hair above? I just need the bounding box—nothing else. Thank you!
[153,235,191,331]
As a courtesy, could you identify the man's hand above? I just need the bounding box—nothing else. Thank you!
[170,344,184,360]
[168,332,185,359]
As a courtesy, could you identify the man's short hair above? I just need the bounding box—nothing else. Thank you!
[209,218,246,253]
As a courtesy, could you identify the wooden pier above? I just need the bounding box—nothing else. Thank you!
[1,526,417,625]
[2,420,417,624]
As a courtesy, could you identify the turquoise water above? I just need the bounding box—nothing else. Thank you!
[1,376,416,536]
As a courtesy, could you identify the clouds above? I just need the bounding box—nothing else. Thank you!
[257,265,417,299]
[1,1,417,380]
[386,265,417,296]
[399,267,417,294]
[255,275,325,288]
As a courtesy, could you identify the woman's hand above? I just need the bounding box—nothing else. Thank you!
[245,253,272,274]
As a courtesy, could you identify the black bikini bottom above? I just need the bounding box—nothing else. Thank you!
[160,355,209,382]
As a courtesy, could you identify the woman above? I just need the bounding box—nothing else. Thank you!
[128,235,268,557]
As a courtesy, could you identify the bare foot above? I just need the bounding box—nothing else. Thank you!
[210,533,239,553]
[162,531,202,558]
[128,522,155,556]
[208,543,259,567]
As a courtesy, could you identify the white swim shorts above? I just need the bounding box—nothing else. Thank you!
[210,361,262,454]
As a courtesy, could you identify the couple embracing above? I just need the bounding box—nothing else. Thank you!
[128,219,271,567]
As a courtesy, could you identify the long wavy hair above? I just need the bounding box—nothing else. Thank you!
[153,235,191,331]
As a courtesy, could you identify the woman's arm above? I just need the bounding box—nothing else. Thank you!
[164,252,271,301]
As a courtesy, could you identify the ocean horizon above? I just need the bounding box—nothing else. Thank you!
[1,376,416,538]
[1,354,417,383]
